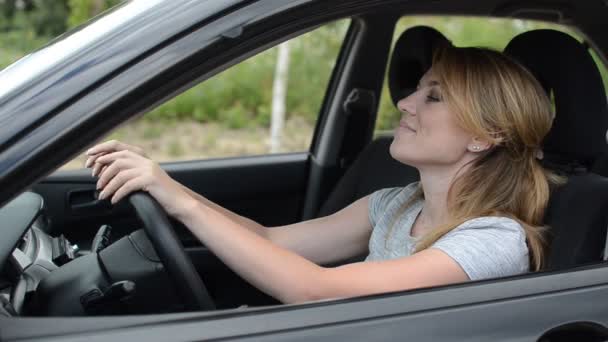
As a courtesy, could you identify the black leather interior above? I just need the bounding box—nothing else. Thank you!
[505,29,608,169]
[318,136,417,216]
[388,26,450,106]
[505,30,608,269]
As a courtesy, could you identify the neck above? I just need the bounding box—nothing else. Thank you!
[416,161,472,228]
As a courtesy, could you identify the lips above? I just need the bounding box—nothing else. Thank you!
[399,120,416,132]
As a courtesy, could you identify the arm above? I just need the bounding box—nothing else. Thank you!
[91,147,469,304]
[86,140,371,265]
[182,183,372,265]
[178,199,469,304]
[180,184,269,238]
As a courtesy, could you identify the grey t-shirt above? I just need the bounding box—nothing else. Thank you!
[366,183,529,280]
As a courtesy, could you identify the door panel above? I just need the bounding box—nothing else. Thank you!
[5,266,608,341]
[33,153,308,241]
[31,153,309,308]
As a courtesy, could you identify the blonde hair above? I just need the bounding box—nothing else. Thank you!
[392,46,564,271]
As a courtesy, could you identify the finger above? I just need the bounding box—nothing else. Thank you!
[94,151,140,177]
[99,169,140,202]
[87,140,146,158]
[95,150,133,165]
[86,140,126,156]
[85,152,106,168]
[97,165,108,179]
[92,161,107,178]
[110,174,147,204]
[97,159,135,190]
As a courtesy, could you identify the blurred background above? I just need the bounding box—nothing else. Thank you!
[1,0,606,170]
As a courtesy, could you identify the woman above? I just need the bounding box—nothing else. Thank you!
[84,46,561,304]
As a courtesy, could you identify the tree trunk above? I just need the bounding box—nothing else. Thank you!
[92,0,104,15]
[270,42,290,153]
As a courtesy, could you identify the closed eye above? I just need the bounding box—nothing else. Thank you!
[426,95,440,102]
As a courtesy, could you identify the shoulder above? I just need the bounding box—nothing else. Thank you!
[368,182,419,225]
[430,216,529,281]
[454,216,526,236]
[370,182,420,205]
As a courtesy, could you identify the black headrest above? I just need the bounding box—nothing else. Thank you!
[388,26,450,106]
[504,30,608,168]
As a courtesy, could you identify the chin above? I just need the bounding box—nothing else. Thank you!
[389,138,419,168]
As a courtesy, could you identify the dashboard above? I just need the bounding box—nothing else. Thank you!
[0,192,58,316]
[0,192,183,316]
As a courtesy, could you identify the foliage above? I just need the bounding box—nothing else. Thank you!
[147,20,350,128]
[29,0,69,36]
[0,0,69,36]
[0,29,47,66]
[67,0,121,28]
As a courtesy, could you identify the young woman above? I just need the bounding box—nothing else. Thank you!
[84,46,560,304]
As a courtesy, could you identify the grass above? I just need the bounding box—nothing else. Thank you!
[61,116,314,170]
[0,30,50,68]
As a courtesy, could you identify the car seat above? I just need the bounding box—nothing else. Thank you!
[504,30,608,269]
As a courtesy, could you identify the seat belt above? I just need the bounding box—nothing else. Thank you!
[339,88,376,169]
[603,225,608,260]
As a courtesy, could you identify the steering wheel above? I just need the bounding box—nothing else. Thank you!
[128,192,215,311]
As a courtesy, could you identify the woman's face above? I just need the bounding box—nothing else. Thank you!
[390,69,477,170]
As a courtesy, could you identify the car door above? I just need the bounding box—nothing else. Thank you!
[28,18,359,308]
[3,0,608,341]
[4,265,608,341]
[17,0,398,309]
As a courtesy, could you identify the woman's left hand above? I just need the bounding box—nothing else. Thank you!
[93,150,194,218]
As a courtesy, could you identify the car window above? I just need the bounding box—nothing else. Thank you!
[374,16,608,135]
[62,19,350,170]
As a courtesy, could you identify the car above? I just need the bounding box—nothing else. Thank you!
[1,0,608,340]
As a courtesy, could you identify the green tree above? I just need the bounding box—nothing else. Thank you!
[0,0,68,35]
[29,0,69,37]
[67,0,121,28]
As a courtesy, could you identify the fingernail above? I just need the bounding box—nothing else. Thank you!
[98,191,105,200]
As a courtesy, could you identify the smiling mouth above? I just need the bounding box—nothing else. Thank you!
[399,120,416,132]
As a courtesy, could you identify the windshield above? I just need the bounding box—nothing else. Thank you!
[0,0,163,100]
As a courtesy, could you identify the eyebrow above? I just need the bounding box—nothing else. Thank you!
[417,80,440,88]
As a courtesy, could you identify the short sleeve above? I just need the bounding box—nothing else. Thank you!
[368,187,403,227]
[430,217,529,281]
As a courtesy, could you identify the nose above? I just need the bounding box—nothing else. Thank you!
[397,92,417,116]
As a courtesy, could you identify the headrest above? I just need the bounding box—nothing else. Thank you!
[388,26,450,106]
[504,29,608,168]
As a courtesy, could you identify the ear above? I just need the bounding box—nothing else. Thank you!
[467,136,493,153]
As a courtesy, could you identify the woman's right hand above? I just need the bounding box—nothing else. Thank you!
[85,140,148,177]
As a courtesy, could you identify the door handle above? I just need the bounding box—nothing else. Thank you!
[67,189,111,215]
[538,321,608,342]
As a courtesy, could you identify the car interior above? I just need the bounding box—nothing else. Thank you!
[2,1,608,320]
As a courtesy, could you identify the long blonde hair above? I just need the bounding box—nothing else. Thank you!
[394,46,564,271]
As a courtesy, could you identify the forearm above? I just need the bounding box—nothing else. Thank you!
[177,199,325,304]
[180,184,269,239]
